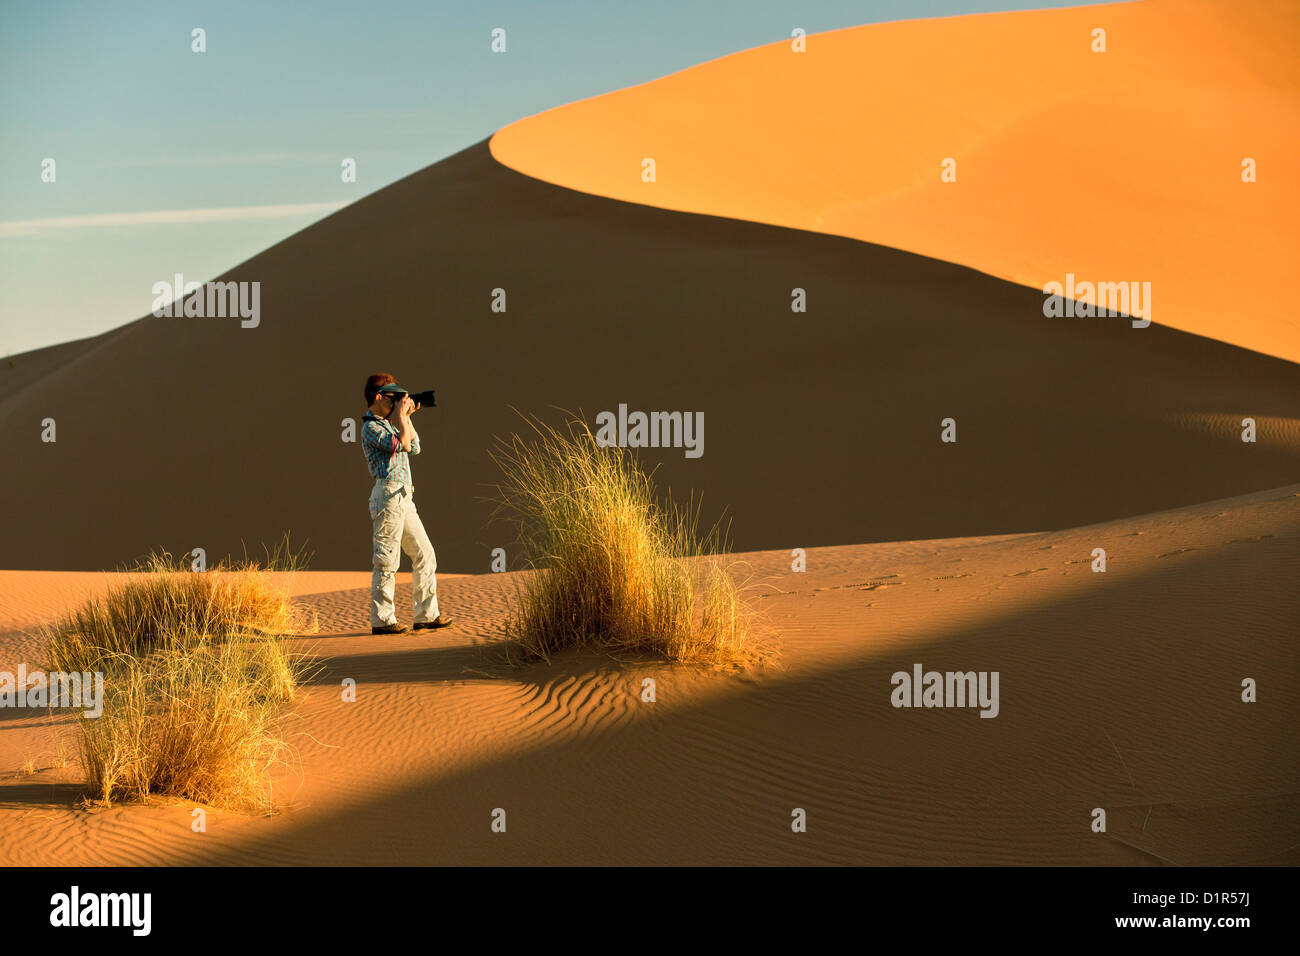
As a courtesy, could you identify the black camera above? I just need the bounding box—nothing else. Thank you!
[407,389,436,409]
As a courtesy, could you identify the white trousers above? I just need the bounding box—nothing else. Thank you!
[368,479,439,627]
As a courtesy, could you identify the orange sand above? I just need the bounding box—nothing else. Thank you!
[491,0,1300,361]
[1,486,1296,865]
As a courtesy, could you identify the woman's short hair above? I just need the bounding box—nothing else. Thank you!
[364,372,397,406]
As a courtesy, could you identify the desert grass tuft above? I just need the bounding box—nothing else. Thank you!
[75,638,298,811]
[42,552,309,812]
[46,552,300,676]
[241,531,315,573]
[489,415,762,667]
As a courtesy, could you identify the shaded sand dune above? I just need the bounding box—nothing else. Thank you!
[2,140,1298,571]
[0,484,1295,865]
[491,0,1300,361]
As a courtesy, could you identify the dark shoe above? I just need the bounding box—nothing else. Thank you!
[371,622,409,635]
[413,616,453,630]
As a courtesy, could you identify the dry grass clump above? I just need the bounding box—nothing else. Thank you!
[42,551,309,812]
[489,416,760,666]
[75,638,297,810]
[46,553,299,676]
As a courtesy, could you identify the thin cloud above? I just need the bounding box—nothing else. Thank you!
[0,201,348,238]
[93,152,346,169]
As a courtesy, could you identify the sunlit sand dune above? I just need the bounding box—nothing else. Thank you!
[2,0,1295,872]
[491,0,1300,361]
[1,485,1295,865]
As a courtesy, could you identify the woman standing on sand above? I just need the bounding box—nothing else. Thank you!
[360,373,453,636]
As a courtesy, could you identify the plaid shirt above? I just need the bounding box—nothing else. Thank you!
[362,412,420,489]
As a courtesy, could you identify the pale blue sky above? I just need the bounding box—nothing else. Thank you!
[0,0,1110,356]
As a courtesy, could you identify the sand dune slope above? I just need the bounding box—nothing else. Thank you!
[492,0,1300,361]
[2,141,1298,571]
[1,484,1295,865]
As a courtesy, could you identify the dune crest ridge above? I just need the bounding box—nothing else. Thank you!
[491,0,1300,361]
